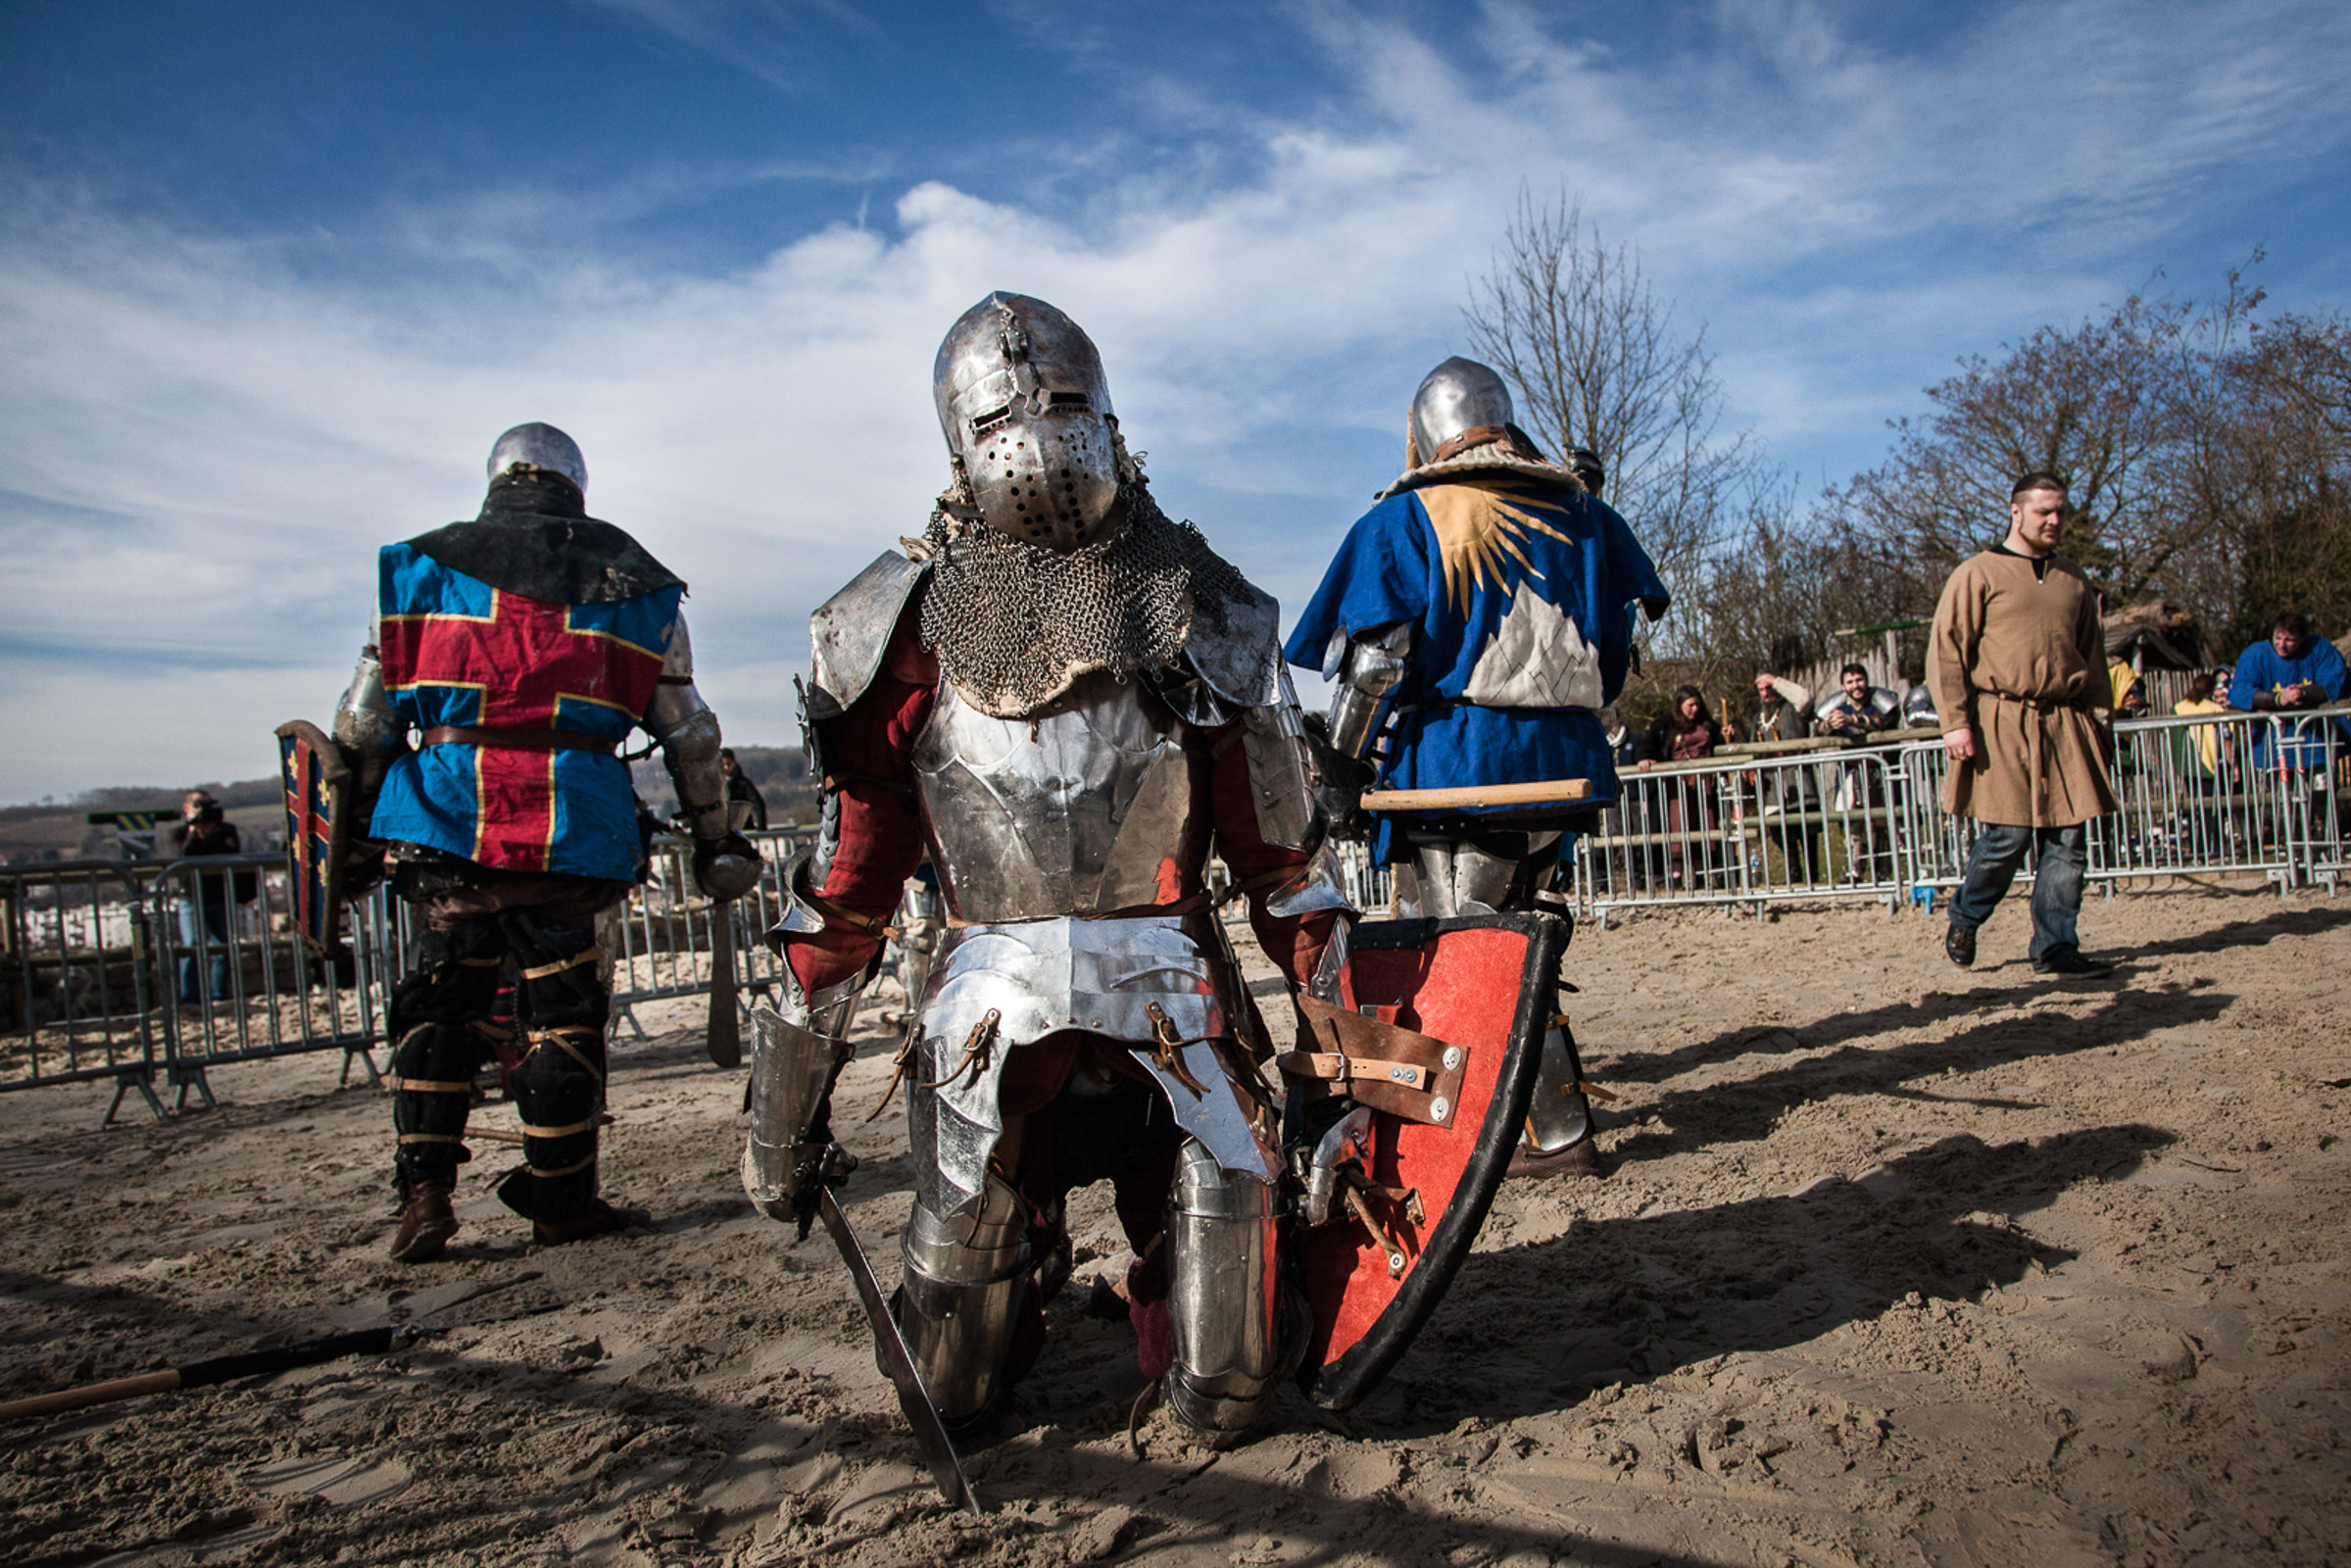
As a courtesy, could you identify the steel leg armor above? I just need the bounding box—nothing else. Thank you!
[1393,832,1593,1157]
[1162,1138,1290,1435]
[742,973,863,1221]
[896,1172,1032,1428]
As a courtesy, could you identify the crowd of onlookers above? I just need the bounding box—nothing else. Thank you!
[1588,611,2347,896]
[1602,610,2346,775]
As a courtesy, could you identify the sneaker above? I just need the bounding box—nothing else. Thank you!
[531,1198,653,1248]
[389,1180,460,1264]
[1944,923,1977,968]
[2033,947,2113,977]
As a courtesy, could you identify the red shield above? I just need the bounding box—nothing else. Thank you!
[274,720,361,956]
[1292,912,1564,1410]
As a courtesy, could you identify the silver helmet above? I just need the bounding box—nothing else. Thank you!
[487,422,587,494]
[934,292,1121,553]
[1407,356,1514,467]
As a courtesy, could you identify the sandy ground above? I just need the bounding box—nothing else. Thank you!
[1,885,2346,1568]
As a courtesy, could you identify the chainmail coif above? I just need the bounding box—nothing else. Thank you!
[916,482,1256,718]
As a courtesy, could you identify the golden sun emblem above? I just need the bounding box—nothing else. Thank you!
[1416,482,1579,617]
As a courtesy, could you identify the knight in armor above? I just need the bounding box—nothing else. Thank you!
[743,293,1348,1440]
[1283,357,1667,1179]
[335,423,761,1263]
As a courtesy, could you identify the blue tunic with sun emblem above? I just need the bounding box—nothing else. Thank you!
[1284,471,1667,859]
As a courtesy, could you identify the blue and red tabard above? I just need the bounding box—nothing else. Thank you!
[368,543,680,881]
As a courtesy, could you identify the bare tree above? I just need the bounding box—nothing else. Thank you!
[1813,261,2351,656]
[1463,188,1756,649]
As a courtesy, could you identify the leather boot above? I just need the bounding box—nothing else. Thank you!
[1507,1139,1607,1180]
[531,1197,653,1248]
[389,1179,460,1263]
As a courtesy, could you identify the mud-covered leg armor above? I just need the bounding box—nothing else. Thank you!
[1163,1138,1293,1437]
[387,919,507,1194]
[491,907,612,1223]
[895,1172,1031,1431]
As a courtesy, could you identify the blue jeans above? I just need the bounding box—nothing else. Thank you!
[176,897,233,1002]
[1948,822,2087,960]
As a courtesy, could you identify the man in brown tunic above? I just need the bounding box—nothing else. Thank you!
[1927,471,2118,976]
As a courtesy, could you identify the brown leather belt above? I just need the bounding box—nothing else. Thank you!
[419,726,615,755]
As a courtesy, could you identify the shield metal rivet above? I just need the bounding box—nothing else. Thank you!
[1429,1096,1449,1122]
[1442,1046,1462,1070]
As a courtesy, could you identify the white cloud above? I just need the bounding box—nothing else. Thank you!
[2,0,2345,802]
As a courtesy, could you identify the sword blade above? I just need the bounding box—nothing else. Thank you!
[815,1187,980,1515]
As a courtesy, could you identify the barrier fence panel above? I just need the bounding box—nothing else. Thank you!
[605,829,808,1034]
[1573,746,1913,915]
[146,854,396,1109]
[1,860,164,1108]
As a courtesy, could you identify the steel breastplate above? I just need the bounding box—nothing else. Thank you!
[913,669,1204,922]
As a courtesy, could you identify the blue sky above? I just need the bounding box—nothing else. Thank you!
[3,0,2346,801]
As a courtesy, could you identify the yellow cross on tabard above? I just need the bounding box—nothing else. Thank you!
[1416,481,1579,617]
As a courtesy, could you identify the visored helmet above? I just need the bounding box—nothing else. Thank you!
[1407,356,1515,467]
[487,422,587,494]
[933,292,1121,553]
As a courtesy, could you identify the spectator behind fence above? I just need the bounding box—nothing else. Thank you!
[1817,664,1898,736]
[170,789,244,1003]
[1928,471,2117,977]
[2107,659,2151,717]
[2173,670,2227,776]
[1642,686,1725,765]
[2228,612,2349,771]
[1751,670,1821,883]
[1641,686,1726,889]
[1751,670,1813,743]
[1602,705,1651,768]
[720,747,768,831]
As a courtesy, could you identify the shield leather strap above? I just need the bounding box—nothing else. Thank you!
[1279,998,1469,1127]
[815,1188,980,1514]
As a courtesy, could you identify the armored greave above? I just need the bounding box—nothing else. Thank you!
[1392,833,1592,1155]
[1525,1017,1594,1155]
[1163,1138,1289,1436]
[387,921,504,1193]
[1392,830,1560,918]
[895,1173,1031,1427]
[490,908,611,1223]
[742,974,863,1219]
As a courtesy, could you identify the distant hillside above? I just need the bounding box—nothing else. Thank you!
[0,745,815,864]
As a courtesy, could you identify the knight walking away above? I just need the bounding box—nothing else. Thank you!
[1284,355,1667,1179]
[741,292,1356,1441]
[334,422,762,1262]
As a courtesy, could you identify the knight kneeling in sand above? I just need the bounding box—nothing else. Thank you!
[742,295,1565,1455]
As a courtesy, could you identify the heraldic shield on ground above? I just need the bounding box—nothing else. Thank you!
[273,719,359,956]
[1291,911,1564,1411]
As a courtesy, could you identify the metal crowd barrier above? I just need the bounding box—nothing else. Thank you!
[1564,703,2351,918]
[1570,744,1915,913]
[10,711,2342,1121]
[0,828,817,1123]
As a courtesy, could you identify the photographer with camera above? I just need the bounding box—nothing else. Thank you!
[170,790,246,1004]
